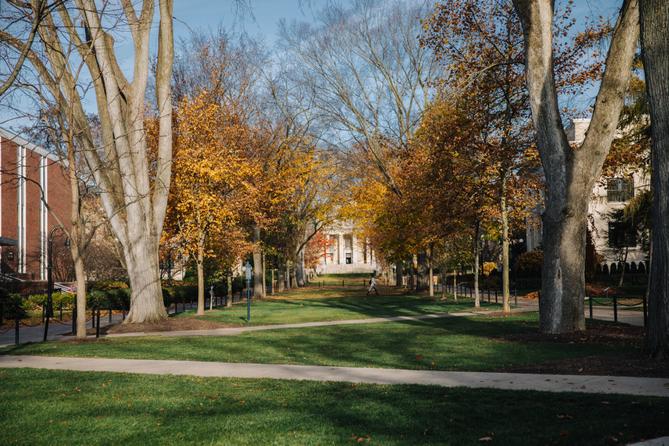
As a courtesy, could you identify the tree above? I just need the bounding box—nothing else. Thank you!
[164,92,256,315]
[423,0,604,314]
[639,0,669,357]
[513,0,639,333]
[1,0,175,323]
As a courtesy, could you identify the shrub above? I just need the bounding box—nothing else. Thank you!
[513,250,543,277]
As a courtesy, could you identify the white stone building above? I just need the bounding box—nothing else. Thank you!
[526,118,649,270]
[315,220,378,274]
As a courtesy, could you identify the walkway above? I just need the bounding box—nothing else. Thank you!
[70,307,538,341]
[0,313,125,348]
[1,355,667,397]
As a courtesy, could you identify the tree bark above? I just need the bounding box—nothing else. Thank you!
[640,0,669,358]
[501,181,511,313]
[278,266,286,292]
[196,242,205,316]
[296,249,306,287]
[124,236,168,322]
[253,226,264,299]
[226,273,232,307]
[261,251,266,294]
[473,221,481,308]
[513,0,639,333]
[395,262,404,287]
[452,269,458,302]
[428,246,434,298]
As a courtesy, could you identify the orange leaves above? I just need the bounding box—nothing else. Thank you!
[164,91,259,263]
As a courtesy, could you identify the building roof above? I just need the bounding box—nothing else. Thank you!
[0,127,61,162]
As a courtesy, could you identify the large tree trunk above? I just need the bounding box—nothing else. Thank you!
[501,182,511,313]
[452,269,457,302]
[513,0,639,333]
[473,221,481,308]
[395,262,403,287]
[278,266,286,292]
[73,247,87,338]
[296,249,306,287]
[641,0,669,358]
[196,242,205,316]
[124,235,167,323]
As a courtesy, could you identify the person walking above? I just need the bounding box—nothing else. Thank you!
[366,274,379,296]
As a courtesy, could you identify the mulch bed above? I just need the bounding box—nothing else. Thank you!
[490,319,669,377]
[88,318,230,335]
[497,354,669,378]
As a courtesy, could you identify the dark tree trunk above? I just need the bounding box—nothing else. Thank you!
[641,0,669,357]
[395,262,403,287]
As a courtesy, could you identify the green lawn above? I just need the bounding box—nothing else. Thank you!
[1,368,667,445]
[180,292,499,326]
[1,314,635,372]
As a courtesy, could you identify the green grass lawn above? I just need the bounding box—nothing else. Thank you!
[1,314,634,372]
[179,291,499,326]
[1,368,667,445]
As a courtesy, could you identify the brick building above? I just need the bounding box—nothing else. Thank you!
[0,128,70,280]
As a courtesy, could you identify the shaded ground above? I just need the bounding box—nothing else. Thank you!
[1,368,668,445]
[492,319,669,377]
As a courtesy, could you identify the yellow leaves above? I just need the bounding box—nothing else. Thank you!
[164,91,258,261]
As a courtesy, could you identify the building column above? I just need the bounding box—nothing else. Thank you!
[351,234,356,264]
[338,233,343,265]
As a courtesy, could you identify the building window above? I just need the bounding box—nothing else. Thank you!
[606,178,634,202]
[345,252,352,264]
[608,221,637,248]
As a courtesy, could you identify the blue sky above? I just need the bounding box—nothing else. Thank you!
[1,0,627,131]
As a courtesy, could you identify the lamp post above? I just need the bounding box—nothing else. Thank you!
[245,260,252,322]
[43,226,69,342]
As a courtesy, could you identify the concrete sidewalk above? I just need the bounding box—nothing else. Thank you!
[2,355,668,397]
[65,307,538,341]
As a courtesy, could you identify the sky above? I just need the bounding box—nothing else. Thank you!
[0,0,628,132]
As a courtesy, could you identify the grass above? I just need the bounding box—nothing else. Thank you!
[1,313,633,372]
[178,290,499,326]
[1,368,668,445]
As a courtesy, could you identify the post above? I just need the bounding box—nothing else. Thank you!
[613,295,618,323]
[72,307,77,334]
[514,289,517,306]
[589,296,593,320]
[643,294,647,327]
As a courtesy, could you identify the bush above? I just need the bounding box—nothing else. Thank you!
[514,250,543,277]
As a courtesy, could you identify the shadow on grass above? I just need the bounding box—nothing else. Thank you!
[1,368,668,445]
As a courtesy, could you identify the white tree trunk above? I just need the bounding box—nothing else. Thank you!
[513,0,639,333]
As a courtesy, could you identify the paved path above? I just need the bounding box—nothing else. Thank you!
[0,313,125,348]
[66,307,538,341]
[2,355,668,397]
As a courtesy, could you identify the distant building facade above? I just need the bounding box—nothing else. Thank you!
[315,220,378,274]
[526,119,649,270]
[0,128,70,280]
